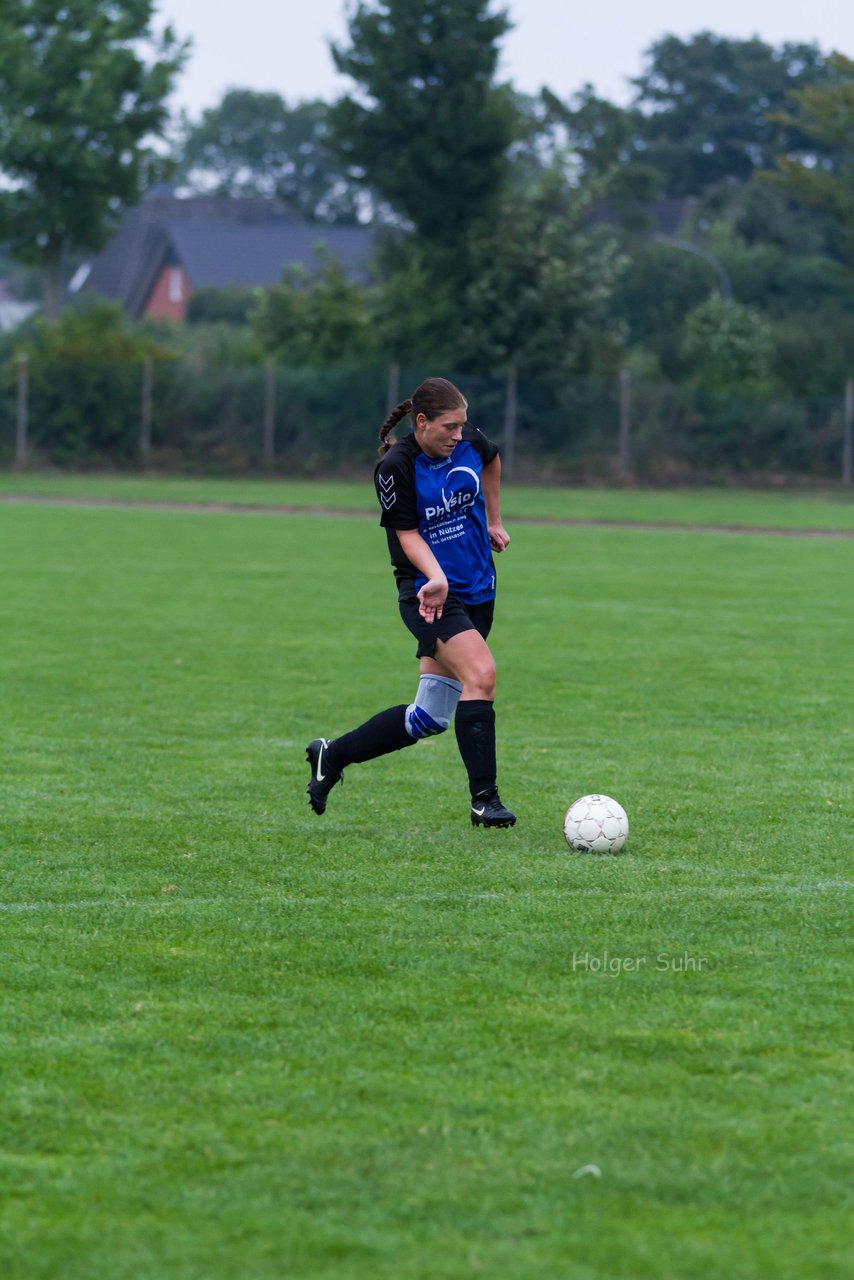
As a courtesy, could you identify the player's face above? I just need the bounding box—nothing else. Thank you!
[416,408,467,458]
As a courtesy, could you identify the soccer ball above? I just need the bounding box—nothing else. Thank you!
[563,794,629,854]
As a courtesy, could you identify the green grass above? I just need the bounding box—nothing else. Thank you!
[1,489,852,1279]
[1,469,854,530]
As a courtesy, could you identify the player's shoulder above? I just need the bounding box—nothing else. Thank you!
[375,432,418,479]
[461,423,499,462]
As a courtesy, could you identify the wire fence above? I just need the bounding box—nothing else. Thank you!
[2,355,852,484]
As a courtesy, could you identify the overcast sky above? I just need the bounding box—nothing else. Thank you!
[160,0,854,118]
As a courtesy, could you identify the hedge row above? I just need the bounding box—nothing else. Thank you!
[0,358,847,480]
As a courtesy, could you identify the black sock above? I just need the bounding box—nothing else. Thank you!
[327,705,415,770]
[454,700,497,799]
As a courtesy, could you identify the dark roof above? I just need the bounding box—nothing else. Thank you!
[587,196,698,237]
[165,223,375,290]
[648,197,699,237]
[83,191,375,316]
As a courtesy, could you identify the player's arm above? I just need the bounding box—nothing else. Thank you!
[395,528,448,622]
[482,454,510,552]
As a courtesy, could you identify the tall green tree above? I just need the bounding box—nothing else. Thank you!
[763,53,854,265]
[632,33,830,196]
[607,243,715,382]
[541,85,638,180]
[328,0,516,251]
[368,232,461,363]
[539,85,660,228]
[0,0,187,319]
[175,90,365,224]
[457,171,625,376]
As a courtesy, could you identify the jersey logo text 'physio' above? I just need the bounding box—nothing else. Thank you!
[424,465,481,522]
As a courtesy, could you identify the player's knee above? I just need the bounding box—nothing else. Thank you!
[405,674,463,741]
[466,657,496,700]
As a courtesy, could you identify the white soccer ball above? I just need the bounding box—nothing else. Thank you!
[563,794,629,854]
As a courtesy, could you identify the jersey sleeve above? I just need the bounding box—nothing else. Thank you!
[464,424,500,466]
[375,450,420,530]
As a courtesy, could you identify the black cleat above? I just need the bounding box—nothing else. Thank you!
[470,790,516,828]
[305,738,343,815]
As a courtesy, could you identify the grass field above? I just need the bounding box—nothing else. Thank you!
[1,479,852,1279]
[2,469,854,531]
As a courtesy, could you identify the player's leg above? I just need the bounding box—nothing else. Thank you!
[305,675,464,815]
[426,630,516,828]
[321,669,462,767]
[305,598,497,819]
[306,615,469,818]
[305,704,413,815]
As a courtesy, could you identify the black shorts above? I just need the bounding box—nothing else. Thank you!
[398,593,495,660]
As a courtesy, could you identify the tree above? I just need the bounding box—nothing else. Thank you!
[608,242,716,382]
[457,171,625,377]
[539,85,660,227]
[681,294,773,397]
[251,253,377,365]
[763,53,854,265]
[175,90,365,224]
[368,231,462,363]
[697,179,834,257]
[328,0,516,253]
[632,33,830,196]
[0,0,187,320]
[541,85,639,180]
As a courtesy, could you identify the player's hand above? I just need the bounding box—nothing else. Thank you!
[417,574,448,622]
[489,522,510,553]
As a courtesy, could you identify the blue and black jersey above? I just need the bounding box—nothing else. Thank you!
[374,426,500,606]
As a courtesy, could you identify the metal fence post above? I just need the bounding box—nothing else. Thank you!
[502,364,517,480]
[15,353,29,468]
[843,378,853,487]
[618,367,631,477]
[140,356,153,464]
[386,363,401,415]
[263,359,276,468]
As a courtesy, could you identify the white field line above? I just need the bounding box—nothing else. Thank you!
[1,880,850,915]
[1,492,853,539]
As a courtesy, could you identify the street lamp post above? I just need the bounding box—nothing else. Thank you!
[653,234,733,302]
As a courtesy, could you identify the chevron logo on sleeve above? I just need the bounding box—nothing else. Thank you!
[378,473,396,509]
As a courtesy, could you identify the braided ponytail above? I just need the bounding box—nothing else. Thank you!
[378,399,413,457]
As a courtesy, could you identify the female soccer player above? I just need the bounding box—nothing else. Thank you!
[305,376,516,828]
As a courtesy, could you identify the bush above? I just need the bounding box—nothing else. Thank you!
[186,287,261,327]
[6,300,176,465]
[1,317,845,480]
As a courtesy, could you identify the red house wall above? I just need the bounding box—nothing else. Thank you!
[144,266,190,321]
